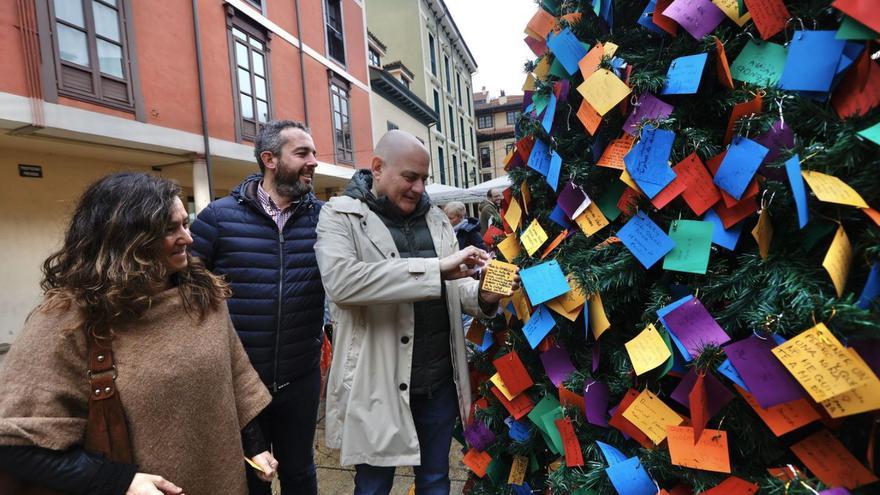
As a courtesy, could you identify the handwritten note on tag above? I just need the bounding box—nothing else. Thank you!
[497,234,522,262]
[493,352,534,397]
[577,100,602,136]
[574,202,610,236]
[730,40,786,86]
[676,153,722,215]
[618,211,677,269]
[790,429,879,489]
[822,225,852,298]
[801,170,869,208]
[597,134,635,169]
[621,389,684,445]
[508,455,528,485]
[772,323,875,402]
[482,260,518,295]
[667,425,731,473]
[578,69,632,116]
[663,219,714,274]
[521,219,549,256]
[662,0,726,40]
[743,0,790,40]
[819,348,880,418]
[661,53,708,95]
[625,324,672,375]
[555,418,584,467]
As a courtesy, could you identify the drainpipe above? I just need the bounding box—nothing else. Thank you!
[191,0,215,197]
[294,0,310,127]
[427,122,435,183]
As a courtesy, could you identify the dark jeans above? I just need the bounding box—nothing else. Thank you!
[247,366,321,495]
[353,379,459,495]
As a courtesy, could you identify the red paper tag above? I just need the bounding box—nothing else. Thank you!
[653,0,679,36]
[688,373,709,442]
[492,352,534,397]
[491,386,535,420]
[650,171,687,210]
[558,387,586,417]
[715,196,758,229]
[675,153,721,215]
[462,449,492,478]
[701,476,758,495]
[832,50,880,119]
[617,187,642,218]
[516,136,535,162]
[724,94,762,145]
[790,429,879,489]
[483,226,505,247]
[554,418,585,467]
[743,0,790,40]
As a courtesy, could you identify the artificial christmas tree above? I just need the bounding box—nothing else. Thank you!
[459,1,880,494]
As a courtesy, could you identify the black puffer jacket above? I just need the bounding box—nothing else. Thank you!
[454,217,487,251]
[190,174,325,391]
[343,170,453,395]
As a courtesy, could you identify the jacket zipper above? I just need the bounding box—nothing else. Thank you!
[273,228,284,393]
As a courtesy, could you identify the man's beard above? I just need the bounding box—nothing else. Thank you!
[274,161,312,200]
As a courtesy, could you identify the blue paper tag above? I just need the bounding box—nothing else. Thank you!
[637,0,665,34]
[623,126,677,199]
[784,155,809,229]
[505,417,533,442]
[597,440,629,466]
[661,53,708,95]
[657,295,694,361]
[546,27,588,76]
[542,93,557,133]
[547,151,563,191]
[718,357,750,392]
[713,136,769,200]
[528,139,551,176]
[779,31,846,93]
[858,263,880,309]
[617,211,677,269]
[521,304,556,348]
[703,208,744,250]
[520,260,570,305]
[605,457,658,495]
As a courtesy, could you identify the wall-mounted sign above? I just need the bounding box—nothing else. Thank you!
[18,164,43,178]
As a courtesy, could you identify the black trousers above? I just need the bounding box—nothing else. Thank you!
[247,366,321,495]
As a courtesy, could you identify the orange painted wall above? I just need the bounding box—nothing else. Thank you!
[0,1,30,97]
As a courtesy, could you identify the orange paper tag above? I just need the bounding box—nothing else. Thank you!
[462,449,492,478]
[790,429,879,489]
[676,153,722,216]
[559,387,586,417]
[689,373,710,442]
[554,418,585,467]
[701,476,758,495]
[491,386,534,420]
[608,389,654,449]
[578,43,605,79]
[715,38,734,89]
[724,94,762,145]
[667,425,731,473]
[465,319,487,345]
[597,134,635,170]
[736,385,820,436]
[540,230,568,260]
[577,101,602,136]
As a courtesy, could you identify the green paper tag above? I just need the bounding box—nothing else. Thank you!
[486,458,506,485]
[597,181,626,222]
[533,94,550,116]
[857,121,880,145]
[527,394,561,433]
[549,58,570,79]
[836,15,879,41]
[657,328,675,378]
[540,407,565,455]
[730,40,787,87]
[662,220,714,274]
[542,0,561,15]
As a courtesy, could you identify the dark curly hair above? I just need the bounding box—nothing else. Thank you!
[41,172,230,337]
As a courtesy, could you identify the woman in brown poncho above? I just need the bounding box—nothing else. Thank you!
[0,173,277,495]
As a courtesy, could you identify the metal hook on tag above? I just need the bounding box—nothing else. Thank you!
[565,103,573,132]
[583,380,596,394]
[753,328,769,340]
[775,96,786,129]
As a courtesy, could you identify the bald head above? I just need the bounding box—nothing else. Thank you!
[371,130,431,215]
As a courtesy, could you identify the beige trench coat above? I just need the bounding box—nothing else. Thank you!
[315,194,490,467]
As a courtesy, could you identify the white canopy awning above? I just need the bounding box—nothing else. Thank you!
[428,175,512,204]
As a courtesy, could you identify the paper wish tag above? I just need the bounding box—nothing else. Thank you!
[497,233,522,262]
[666,425,731,473]
[508,455,528,485]
[481,259,518,296]
[584,379,610,427]
[463,420,496,452]
[597,134,635,169]
[554,418,584,467]
[493,352,534,397]
[751,207,773,260]
[663,297,731,358]
[801,170,869,208]
[462,449,492,478]
[625,323,672,375]
[822,225,852,298]
[618,211,676,269]
[525,8,556,39]
[578,69,632,116]
[858,121,880,145]
[521,304,556,348]
[663,219,714,274]
[790,429,879,489]
[743,0,789,40]
[730,40,787,87]
[621,389,684,445]
[712,0,751,26]
[504,197,523,230]
[676,153,722,215]
[545,27,587,76]
[623,126,677,199]
[521,219,549,256]
[577,100,603,136]
[540,345,576,388]
[780,31,846,93]
[702,476,759,495]
[661,53,708,95]
[724,335,805,408]
[713,137,769,200]
[661,0,726,40]
[605,456,658,495]
[596,440,628,466]
[492,385,534,420]
[558,181,591,220]
[819,348,880,418]
[520,260,570,305]
[623,93,674,136]
[833,0,880,33]
[772,323,875,402]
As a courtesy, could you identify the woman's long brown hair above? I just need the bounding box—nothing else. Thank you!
[41,172,230,337]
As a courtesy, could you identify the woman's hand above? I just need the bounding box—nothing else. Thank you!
[126,473,184,495]
[250,450,279,482]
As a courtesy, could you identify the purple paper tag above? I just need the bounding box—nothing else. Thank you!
[819,489,852,495]
[555,80,570,102]
[558,182,590,219]
[592,340,601,373]
[584,379,610,427]
[623,93,674,136]
[851,339,880,377]
[540,345,577,387]
[463,420,496,452]
[670,369,734,418]
[662,298,731,358]
[724,335,806,408]
[662,0,726,40]
[755,120,794,180]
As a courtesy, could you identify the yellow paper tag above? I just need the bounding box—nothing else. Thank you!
[820,348,880,418]
[822,225,852,298]
[523,73,537,92]
[619,169,646,195]
[512,288,532,323]
[508,455,528,485]
[504,198,523,230]
[802,170,869,208]
[751,208,773,260]
[576,69,632,116]
[560,274,587,312]
[482,259,519,295]
[520,181,531,215]
[521,219,549,256]
[245,456,267,473]
[712,0,752,26]
[621,389,684,445]
[772,323,876,402]
[497,233,522,262]
[588,292,611,339]
[603,42,619,57]
[534,56,552,79]
[574,203,609,237]
[625,324,672,376]
[490,372,517,401]
[546,297,583,321]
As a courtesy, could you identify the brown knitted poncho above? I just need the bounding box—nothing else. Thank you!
[0,288,271,495]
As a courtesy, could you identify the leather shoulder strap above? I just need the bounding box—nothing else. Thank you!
[84,330,133,463]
